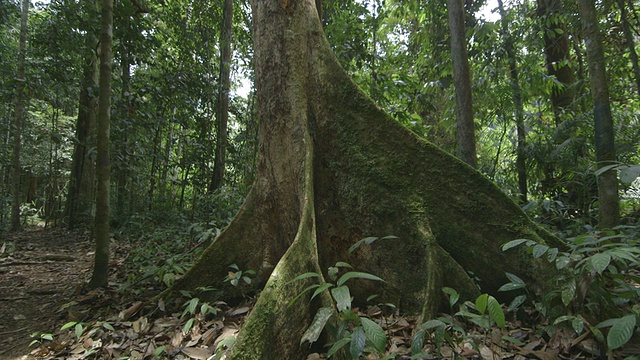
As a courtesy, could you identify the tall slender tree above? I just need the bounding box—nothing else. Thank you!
[497,0,527,203]
[446,0,477,168]
[577,0,619,227]
[211,0,233,191]
[10,0,29,232]
[66,0,99,230]
[89,0,113,288]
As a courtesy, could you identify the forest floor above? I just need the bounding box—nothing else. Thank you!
[0,226,637,359]
[0,227,95,358]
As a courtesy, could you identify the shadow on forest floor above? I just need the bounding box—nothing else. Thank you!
[0,227,94,358]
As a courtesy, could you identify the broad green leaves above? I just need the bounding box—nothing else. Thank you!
[604,315,636,350]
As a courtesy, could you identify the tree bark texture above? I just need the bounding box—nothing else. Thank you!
[117,29,131,221]
[537,0,576,125]
[577,0,620,228]
[211,0,233,191]
[446,0,477,168]
[172,0,562,358]
[66,32,98,230]
[10,0,29,232]
[89,0,113,289]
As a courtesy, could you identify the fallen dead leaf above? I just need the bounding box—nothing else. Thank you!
[181,346,213,359]
[228,306,250,317]
[119,301,143,320]
[214,326,239,348]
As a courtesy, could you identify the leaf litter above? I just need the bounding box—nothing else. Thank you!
[1,227,637,359]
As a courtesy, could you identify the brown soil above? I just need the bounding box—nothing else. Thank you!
[0,227,94,359]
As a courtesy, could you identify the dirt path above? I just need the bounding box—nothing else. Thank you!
[0,227,94,359]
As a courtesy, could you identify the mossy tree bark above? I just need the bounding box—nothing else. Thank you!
[172,0,562,358]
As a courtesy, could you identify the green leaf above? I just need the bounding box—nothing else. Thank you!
[215,336,236,351]
[326,337,351,358]
[417,319,446,332]
[337,272,384,287]
[411,330,426,354]
[301,307,333,345]
[572,317,584,334]
[289,272,322,283]
[154,345,166,357]
[334,262,353,268]
[331,285,352,312]
[488,296,505,329]
[590,253,611,274]
[288,284,320,307]
[561,279,576,306]
[328,267,339,280]
[507,295,526,312]
[475,294,489,315]
[360,317,386,353]
[311,283,334,301]
[41,333,54,341]
[187,298,198,315]
[61,322,77,331]
[546,247,559,261]
[349,237,378,253]
[607,315,636,350]
[74,323,84,338]
[182,318,194,335]
[498,282,526,292]
[590,325,605,343]
[501,239,529,251]
[350,327,366,359]
[556,256,570,269]
[442,287,459,308]
[596,318,620,328]
[594,164,619,176]
[505,272,525,284]
[532,244,549,259]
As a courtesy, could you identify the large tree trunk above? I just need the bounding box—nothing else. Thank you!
[172,0,561,358]
[537,0,576,126]
[89,0,113,289]
[577,0,619,228]
[446,0,477,168]
[211,0,233,191]
[66,29,98,230]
